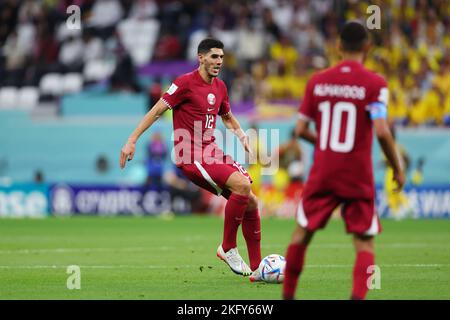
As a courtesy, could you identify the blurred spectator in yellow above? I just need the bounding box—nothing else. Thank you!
[269,34,298,74]
[411,157,426,186]
[383,125,413,219]
[410,84,443,126]
[278,129,304,176]
[247,122,265,197]
[266,62,290,99]
[286,60,309,100]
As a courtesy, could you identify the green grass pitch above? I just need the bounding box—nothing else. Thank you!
[0,215,449,300]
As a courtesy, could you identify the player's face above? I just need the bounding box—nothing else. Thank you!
[200,48,224,78]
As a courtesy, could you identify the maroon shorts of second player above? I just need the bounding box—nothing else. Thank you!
[296,191,382,236]
[178,154,252,199]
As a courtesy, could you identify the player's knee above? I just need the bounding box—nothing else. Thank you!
[247,193,259,211]
[291,225,314,246]
[231,179,251,196]
[353,234,374,253]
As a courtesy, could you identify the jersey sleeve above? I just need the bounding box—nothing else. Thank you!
[366,76,389,120]
[161,76,188,109]
[218,82,231,116]
[298,77,316,121]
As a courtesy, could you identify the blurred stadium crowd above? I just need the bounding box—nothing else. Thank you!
[0,0,449,125]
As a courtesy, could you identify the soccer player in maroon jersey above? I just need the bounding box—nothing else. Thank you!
[282,22,406,299]
[119,38,261,277]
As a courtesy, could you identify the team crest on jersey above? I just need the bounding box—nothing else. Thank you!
[207,93,216,105]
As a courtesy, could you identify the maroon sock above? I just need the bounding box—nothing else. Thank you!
[351,251,375,300]
[222,193,249,252]
[242,207,261,271]
[283,243,307,300]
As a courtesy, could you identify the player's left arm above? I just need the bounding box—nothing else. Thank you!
[295,117,317,145]
[221,111,251,154]
[369,79,405,191]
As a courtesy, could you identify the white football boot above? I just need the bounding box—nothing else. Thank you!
[249,268,263,282]
[216,245,252,276]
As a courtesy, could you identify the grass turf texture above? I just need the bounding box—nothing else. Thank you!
[0,216,449,300]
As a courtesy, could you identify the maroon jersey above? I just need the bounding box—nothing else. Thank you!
[299,60,389,199]
[161,70,231,165]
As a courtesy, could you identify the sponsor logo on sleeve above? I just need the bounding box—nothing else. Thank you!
[378,87,389,105]
[167,83,178,95]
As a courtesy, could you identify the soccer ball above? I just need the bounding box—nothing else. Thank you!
[258,254,286,284]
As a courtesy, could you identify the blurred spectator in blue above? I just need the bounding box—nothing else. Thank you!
[33,169,44,184]
[146,132,167,188]
[163,165,201,214]
[95,154,109,174]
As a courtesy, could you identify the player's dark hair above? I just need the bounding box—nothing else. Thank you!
[339,21,369,52]
[197,38,224,54]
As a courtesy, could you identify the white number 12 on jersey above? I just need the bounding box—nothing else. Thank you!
[318,101,356,153]
[205,114,214,129]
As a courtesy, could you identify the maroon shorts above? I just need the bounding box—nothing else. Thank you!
[296,191,382,236]
[178,155,252,199]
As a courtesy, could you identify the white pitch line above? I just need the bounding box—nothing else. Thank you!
[0,243,447,255]
[0,265,196,269]
[0,247,174,254]
[305,264,450,268]
[0,264,449,270]
[263,244,450,249]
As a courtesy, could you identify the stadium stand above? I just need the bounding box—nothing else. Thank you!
[0,0,448,125]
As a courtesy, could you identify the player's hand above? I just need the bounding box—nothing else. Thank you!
[120,140,136,169]
[393,169,406,192]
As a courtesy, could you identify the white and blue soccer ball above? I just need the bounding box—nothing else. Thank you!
[258,254,286,284]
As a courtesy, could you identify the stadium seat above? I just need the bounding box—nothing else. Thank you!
[83,60,115,82]
[17,87,39,110]
[117,19,160,66]
[56,21,82,42]
[0,87,19,109]
[187,30,209,61]
[62,73,83,94]
[213,30,238,53]
[39,73,63,96]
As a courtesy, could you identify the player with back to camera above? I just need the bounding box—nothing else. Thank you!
[282,21,406,299]
[119,38,262,278]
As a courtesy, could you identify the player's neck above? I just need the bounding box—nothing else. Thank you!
[198,67,214,84]
[340,52,365,64]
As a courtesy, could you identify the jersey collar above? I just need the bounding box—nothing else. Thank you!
[338,59,364,69]
[195,69,215,86]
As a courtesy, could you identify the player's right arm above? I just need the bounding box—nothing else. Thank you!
[120,77,188,169]
[296,77,317,145]
[120,99,169,168]
[295,117,317,145]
